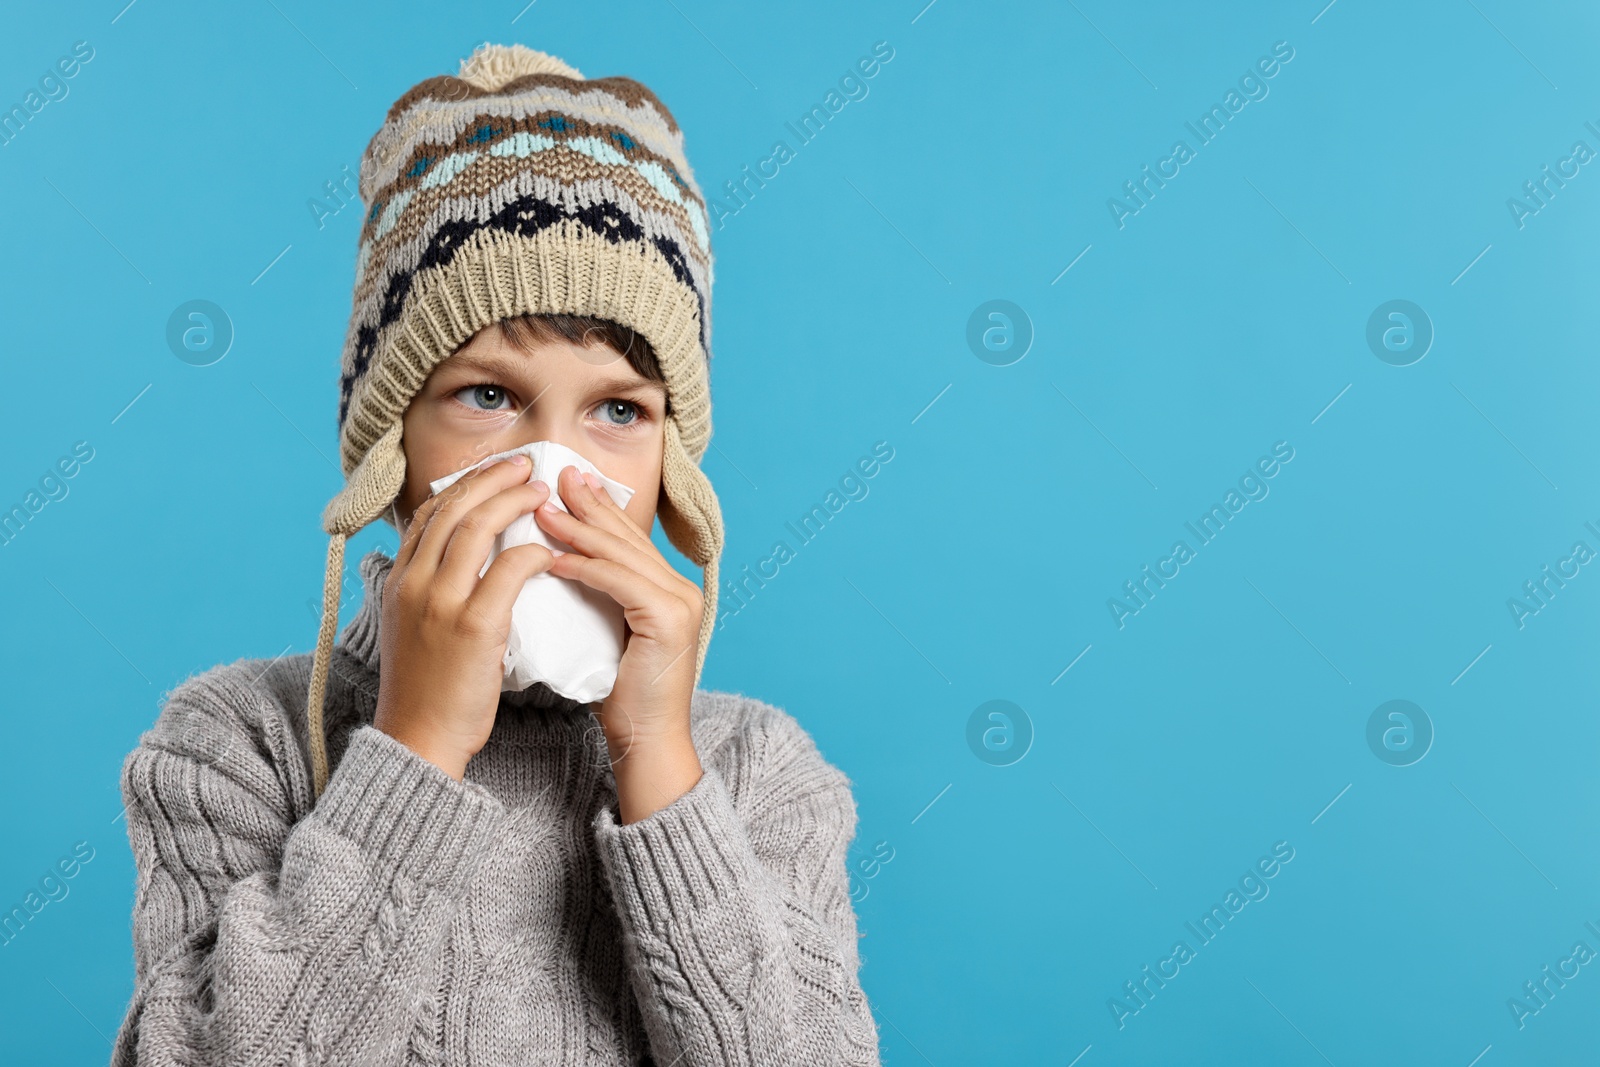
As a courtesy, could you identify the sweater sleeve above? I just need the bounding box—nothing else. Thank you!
[590,704,881,1066]
[111,665,507,1067]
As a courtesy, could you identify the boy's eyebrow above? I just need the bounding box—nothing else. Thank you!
[441,349,666,394]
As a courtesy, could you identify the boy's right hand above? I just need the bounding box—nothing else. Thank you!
[372,454,557,780]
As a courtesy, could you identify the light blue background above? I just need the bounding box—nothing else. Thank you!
[2,1,1597,1063]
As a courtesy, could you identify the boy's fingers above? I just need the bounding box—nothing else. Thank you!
[538,469,684,591]
[558,466,655,556]
[405,458,530,589]
[539,551,683,627]
[536,502,667,589]
[436,481,552,593]
[469,541,558,621]
[573,468,654,549]
[394,458,494,570]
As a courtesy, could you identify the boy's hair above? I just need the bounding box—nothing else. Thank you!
[499,314,670,413]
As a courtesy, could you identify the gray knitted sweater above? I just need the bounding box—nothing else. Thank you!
[112,549,880,1066]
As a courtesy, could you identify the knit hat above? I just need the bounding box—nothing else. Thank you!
[305,42,723,797]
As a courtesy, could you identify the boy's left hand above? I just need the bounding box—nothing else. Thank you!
[532,464,704,819]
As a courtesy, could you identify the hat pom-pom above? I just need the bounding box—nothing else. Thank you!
[458,42,584,89]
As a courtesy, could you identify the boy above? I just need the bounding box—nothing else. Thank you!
[112,42,880,1066]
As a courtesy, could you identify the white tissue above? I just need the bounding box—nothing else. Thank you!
[427,441,637,705]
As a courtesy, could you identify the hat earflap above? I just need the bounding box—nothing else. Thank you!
[658,414,725,687]
[307,420,406,798]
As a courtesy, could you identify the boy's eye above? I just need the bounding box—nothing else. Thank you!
[594,399,642,428]
[454,384,513,411]
[450,385,648,428]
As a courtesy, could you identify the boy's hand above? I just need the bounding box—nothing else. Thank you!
[373,454,556,780]
[532,464,705,822]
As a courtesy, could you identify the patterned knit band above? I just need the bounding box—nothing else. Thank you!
[304,43,725,797]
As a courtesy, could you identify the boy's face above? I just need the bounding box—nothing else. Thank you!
[392,323,668,535]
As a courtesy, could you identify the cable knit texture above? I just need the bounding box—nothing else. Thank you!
[111,549,881,1066]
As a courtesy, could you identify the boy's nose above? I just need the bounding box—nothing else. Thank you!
[494,405,578,459]
[506,431,587,462]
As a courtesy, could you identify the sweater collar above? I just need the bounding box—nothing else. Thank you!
[337,548,591,714]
